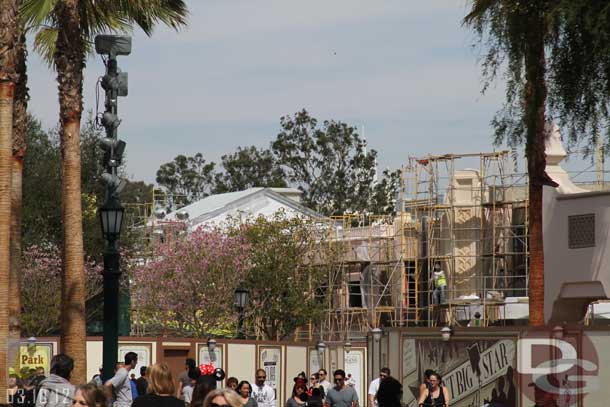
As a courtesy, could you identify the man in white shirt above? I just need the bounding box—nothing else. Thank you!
[252,369,275,407]
[367,368,390,407]
[318,369,331,394]
[105,352,138,407]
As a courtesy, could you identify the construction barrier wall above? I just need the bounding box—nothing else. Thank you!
[369,326,610,407]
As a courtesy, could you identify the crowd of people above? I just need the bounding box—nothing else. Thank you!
[7,353,420,407]
[7,353,251,407]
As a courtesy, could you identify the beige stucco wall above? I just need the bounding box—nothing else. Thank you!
[86,341,103,380]
[587,330,610,405]
[543,188,610,322]
[227,343,256,383]
[286,346,307,383]
[86,340,157,381]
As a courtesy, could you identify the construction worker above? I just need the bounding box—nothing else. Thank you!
[432,263,447,305]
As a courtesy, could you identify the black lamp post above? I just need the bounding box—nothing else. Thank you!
[95,33,131,381]
[234,286,248,339]
[99,204,124,381]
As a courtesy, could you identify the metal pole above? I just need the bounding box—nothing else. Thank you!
[101,54,122,381]
[102,242,120,380]
[95,34,130,382]
[237,307,245,339]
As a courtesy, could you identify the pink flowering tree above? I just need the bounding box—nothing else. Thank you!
[21,244,103,336]
[132,226,250,337]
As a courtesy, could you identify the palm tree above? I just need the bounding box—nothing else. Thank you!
[9,15,27,371]
[463,1,559,326]
[0,0,19,400]
[21,0,188,383]
[464,1,610,326]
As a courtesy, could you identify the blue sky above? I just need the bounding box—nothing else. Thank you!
[26,1,594,184]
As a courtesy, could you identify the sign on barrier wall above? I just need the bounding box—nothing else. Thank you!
[119,343,152,379]
[18,343,53,376]
[198,343,223,370]
[259,346,282,407]
[399,330,610,407]
[402,338,518,407]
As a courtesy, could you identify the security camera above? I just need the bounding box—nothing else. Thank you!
[95,35,132,57]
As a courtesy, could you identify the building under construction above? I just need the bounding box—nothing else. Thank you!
[126,148,608,341]
[311,151,530,342]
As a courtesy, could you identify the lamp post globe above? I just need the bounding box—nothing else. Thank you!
[99,205,124,242]
[234,285,248,339]
[316,341,326,354]
[344,341,352,354]
[234,286,249,309]
[371,328,383,342]
[441,326,452,341]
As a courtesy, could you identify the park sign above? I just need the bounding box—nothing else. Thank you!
[18,343,53,376]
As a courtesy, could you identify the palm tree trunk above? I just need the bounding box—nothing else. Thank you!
[524,7,548,327]
[0,80,13,405]
[0,0,18,400]
[9,19,27,366]
[55,0,87,384]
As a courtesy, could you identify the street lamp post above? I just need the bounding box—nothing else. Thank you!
[95,34,131,381]
[234,286,249,339]
[100,204,124,381]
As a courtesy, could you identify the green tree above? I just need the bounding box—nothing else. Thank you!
[22,114,145,257]
[230,212,333,340]
[272,109,397,216]
[156,153,215,207]
[21,0,188,381]
[370,168,401,215]
[546,2,610,149]
[22,116,62,248]
[213,146,287,193]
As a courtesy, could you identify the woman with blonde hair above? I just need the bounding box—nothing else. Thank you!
[202,388,242,407]
[132,363,185,407]
[72,383,109,407]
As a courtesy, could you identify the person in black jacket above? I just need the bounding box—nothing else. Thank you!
[376,374,402,407]
[135,366,149,397]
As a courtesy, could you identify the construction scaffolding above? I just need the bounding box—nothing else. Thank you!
[309,214,402,342]
[123,187,189,259]
[311,151,531,342]
[399,151,529,328]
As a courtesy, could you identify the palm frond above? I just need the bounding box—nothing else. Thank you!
[80,0,132,38]
[116,0,189,36]
[33,25,58,68]
[25,0,189,66]
[21,0,58,27]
